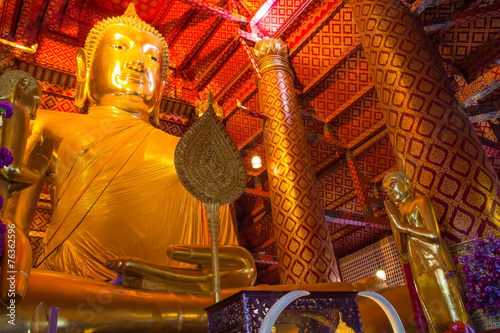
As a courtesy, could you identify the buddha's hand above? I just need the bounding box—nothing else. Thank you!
[106,257,148,278]
[384,200,406,230]
[28,138,53,176]
[106,246,256,289]
[167,245,254,267]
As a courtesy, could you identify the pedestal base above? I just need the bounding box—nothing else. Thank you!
[206,290,363,333]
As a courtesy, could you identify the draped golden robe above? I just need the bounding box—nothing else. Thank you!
[31,109,238,281]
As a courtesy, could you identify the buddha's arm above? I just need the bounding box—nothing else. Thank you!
[5,174,47,235]
[5,131,55,234]
[2,138,53,190]
[107,245,256,291]
[415,196,440,237]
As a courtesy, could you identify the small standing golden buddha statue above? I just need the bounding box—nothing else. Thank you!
[382,171,470,333]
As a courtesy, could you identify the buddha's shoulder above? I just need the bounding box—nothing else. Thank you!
[35,109,87,126]
[144,127,181,154]
[33,110,95,141]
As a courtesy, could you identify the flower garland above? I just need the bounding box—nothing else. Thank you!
[0,100,13,119]
[455,230,500,316]
[0,100,14,259]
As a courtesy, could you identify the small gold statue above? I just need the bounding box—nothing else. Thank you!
[0,70,52,305]
[0,70,52,196]
[382,171,470,333]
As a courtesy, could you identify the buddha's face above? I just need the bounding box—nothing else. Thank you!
[88,25,164,116]
[383,177,410,202]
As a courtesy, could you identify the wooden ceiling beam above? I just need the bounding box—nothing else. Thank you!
[458,63,500,108]
[237,128,264,157]
[315,154,346,181]
[324,190,357,210]
[250,236,276,253]
[423,2,500,33]
[331,225,363,242]
[288,0,347,58]
[220,0,345,121]
[194,35,241,91]
[244,187,270,199]
[324,164,397,211]
[353,130,387,158]
[347,118,386,150]
[313,120,387,182]
[454,35,500,81]
[213,0,340,106]
[410,0,455,15]
[167,7,198,48]
[324,210,391,230]
[315,151,342,179]
[273,0,324,41]
[466,100,500,123]
[307,132,346,151]
[370,164,398,184]
[256,263,279,275]
[303,43,362,98]
[222,83,259,123]
[241,166,397,253]
[324,84,374,124]
[152,0,177,26]
[480,137,500,158]
[178,17,225,70]
[215,63,253,106]
[239,202,272,232]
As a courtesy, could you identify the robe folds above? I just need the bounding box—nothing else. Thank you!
[32,109,238,281]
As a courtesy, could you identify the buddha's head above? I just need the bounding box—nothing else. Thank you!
[75,2,169,124]
[0,70,42,120]
[382,171,413,203]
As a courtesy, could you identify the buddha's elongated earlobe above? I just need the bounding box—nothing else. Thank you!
[12,77,28,104]
[151,83,163,128]
[74,48,88,109]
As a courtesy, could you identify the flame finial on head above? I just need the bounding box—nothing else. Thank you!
[123,1,139,17]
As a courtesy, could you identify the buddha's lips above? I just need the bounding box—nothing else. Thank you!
[117,74,146,85]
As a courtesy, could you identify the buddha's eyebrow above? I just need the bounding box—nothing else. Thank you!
[110,33,130,41]
[144,44,160,52]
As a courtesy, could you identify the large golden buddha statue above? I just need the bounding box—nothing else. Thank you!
[0,5,419,332]
[8,3,254,287]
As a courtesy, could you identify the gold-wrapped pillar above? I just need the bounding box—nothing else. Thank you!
[252,38,340,284]
[351,0,500,243]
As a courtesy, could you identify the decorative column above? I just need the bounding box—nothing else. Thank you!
[351,0,500,243]
[252,38,340,284]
